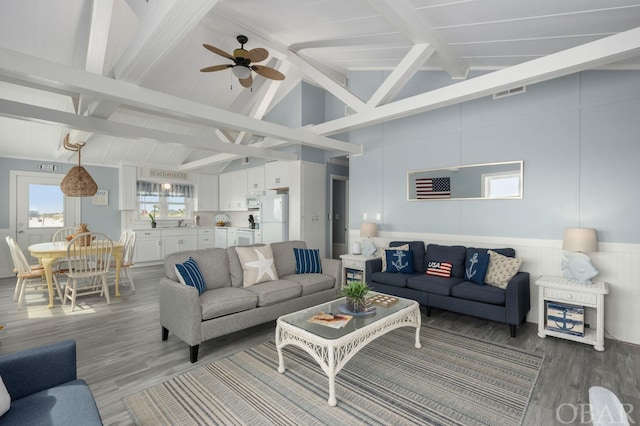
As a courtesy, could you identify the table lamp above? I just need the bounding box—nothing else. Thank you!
[360,222,378,257]
[561,227,599,284]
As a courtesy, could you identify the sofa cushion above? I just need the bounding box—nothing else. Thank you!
[371,271,419,288]
[425,244,467,278]
[245,279,302,307]
[281,273,335,296]
[1,380,102,425]
[293,248,322,274]
[485,250,523,289]
[407,274,465,296]
[271,240,308,277]
[468,247,516,258]
[200,287,258,320]
[165,248,231,290]
[384,248,413,273]
[451,281,506,305]
[390,241,425,273]
[465,250,490,285]
[174,257,207,295]
[235,245,279,287]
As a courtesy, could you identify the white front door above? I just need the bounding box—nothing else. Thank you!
[12,171,80,257]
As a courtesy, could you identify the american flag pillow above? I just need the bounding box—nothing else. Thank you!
[426,261,453,278]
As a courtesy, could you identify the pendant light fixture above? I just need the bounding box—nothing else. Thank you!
[60,133,98,197]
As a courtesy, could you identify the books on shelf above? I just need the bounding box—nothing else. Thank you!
[367,294,399,307]
[308,312,353,328]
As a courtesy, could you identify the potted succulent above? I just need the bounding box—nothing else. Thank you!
[341,281,370,313]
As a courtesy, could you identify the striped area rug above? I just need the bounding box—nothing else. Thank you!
[123,326,543,425]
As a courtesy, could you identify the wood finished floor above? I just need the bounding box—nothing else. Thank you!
[0,266,638,425]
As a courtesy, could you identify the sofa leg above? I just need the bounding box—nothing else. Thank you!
[510,324,516,338]
[162,326,169,341]
[426,306,431,317]
[189,345,199,363]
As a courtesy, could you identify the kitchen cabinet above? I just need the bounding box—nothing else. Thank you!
[133,230,162,263]
[214,227,227,248]
[194,174,219,211]
[227,228,238,246]
[161,229,198,257]
[265,161,291,189]
[197,228,215,249]
[118,165,137,210]
[247,166,265,194]
[288,161,326,255]
[218,169,247,211]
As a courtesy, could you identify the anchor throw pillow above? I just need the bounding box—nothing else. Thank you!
[465,250,490,285]
[384,248,413,273]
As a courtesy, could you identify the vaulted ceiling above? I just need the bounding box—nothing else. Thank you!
[1,0,639,174]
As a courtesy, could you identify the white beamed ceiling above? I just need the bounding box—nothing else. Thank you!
[0,0,639,173]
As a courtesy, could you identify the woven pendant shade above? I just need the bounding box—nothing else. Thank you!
[60,133,98,197]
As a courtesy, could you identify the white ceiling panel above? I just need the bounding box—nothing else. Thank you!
[1,0,639,170]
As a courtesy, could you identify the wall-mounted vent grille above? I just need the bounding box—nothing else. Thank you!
[493,86,526,100]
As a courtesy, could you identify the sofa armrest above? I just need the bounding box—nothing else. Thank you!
[159,277,202,346]
[505,272,531,325]
[364,258,383,284]
[0,340,77,401]
[320,258,342,289]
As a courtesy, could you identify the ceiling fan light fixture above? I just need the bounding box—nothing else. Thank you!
[232,65,251,79]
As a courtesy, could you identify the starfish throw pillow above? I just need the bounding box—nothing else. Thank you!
[235,245,279,287]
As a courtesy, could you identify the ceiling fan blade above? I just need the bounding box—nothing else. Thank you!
[251,65,285,81]
[239,75,253,88]
[203,43,234,60]
[247,48,269,63]
[200,64,232,72]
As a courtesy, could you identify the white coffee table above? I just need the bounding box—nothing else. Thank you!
[275,293,421,406]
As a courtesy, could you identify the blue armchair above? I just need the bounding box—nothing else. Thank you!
[0,340,102,425]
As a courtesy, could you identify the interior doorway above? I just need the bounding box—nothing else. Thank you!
[330,175,348,259]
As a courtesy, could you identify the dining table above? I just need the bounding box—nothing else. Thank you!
[28,240,125,308]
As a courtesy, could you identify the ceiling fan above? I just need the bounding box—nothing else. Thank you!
[200,35,285,88]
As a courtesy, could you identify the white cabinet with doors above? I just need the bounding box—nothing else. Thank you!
[133,230,163,263]
[288,161,326,255]
[118,165,137,210]
[161,229,198,257]
[214,227,227,248]
[218,169,247,211]
[194,174,219,211]
[265,161,291,189]
[247,166,265,194]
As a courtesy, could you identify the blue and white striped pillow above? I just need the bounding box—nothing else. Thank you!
[175,257,207,295]
[294,248,322,274]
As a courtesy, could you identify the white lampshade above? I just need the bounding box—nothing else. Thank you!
[232,65,252,79]
[360,222,377,238]
[563,228,598,252]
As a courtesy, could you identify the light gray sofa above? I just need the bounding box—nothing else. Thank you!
[159,240,342,362]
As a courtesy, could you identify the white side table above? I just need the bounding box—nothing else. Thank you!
[536,275,609,351]
[340,254,376,288]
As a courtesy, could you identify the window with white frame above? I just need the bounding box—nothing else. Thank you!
[137,181,194,220]
[481,172,521,198]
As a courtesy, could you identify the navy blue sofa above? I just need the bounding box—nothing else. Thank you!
[365,241,530,337]
[0,340,102,425]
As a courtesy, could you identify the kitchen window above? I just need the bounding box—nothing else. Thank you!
[137,181,194,220]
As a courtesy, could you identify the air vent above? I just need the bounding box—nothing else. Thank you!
[493,86,526,100]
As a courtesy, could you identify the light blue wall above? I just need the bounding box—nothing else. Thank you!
[348,70,640,244]
[0,158,121,240]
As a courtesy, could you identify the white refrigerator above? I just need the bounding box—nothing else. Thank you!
[260,194,288,243]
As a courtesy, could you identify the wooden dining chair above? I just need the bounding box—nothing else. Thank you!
[63,232,113,311]
[6,236,64,310]
[52,227,77,242]
[120,231,136,292]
